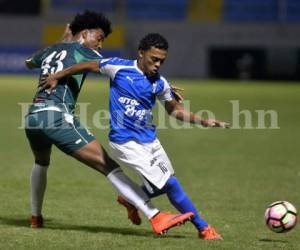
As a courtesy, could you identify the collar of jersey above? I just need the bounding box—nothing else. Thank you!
[134,60,145,75]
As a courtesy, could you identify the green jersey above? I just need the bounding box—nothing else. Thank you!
[28,42,102,114]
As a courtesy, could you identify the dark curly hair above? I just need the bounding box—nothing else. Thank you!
[69,10,112,37]
[138,33,169,51]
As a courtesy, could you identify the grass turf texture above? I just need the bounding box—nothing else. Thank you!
[0,75,299,250]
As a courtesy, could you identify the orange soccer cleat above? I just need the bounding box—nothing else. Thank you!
[150,211,194,235]
[198,225,223,240]
[31,215,44,228]
[117,196,142,225]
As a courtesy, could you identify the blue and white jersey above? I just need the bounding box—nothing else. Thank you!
[99,57,173,143]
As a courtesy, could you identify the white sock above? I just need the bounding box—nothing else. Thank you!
[107,168,159,219]
[30,163,48,216]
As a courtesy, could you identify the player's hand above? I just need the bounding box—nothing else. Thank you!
[171,85,184,103]
[203,119,231,128]
[38,73,58,93]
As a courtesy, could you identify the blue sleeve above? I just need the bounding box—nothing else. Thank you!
[99,57,125,79]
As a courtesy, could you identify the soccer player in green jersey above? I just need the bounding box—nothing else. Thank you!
[25,10,193,234]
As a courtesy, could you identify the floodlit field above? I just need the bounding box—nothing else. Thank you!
[0,75,299,250]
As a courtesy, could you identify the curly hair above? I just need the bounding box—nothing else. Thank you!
[138,33,169,51]
[69,10,112,37]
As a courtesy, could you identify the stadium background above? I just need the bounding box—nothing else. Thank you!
[1,0,300,80]
[0,1,300,250]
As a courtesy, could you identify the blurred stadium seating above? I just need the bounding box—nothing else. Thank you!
[0,0,299,79]
[51,0,116,13]
[223,0,278,22]
[126,0,187,20]
[285,0,300,21]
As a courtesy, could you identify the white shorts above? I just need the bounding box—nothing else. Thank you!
[109,139,174,191]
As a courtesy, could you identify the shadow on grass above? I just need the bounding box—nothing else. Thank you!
[0,216,187,239]
[0,216,38,227]
[259,238,288,243]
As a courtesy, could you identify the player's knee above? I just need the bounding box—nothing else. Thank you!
[93,155,116,174]
[33,149,51,166]
[94,155,106,167]
[35,158,50,166]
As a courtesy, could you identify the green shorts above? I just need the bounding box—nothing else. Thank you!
[25,110,95,155]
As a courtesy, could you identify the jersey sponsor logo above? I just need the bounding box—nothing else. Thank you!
[118,96,140,106]
[118,96,147,120]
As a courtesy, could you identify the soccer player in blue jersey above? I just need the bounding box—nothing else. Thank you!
[25,12,193,235]
[41,33,229,240]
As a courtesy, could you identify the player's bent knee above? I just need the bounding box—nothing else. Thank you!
[35,159,50,166]
[71,149,113,175]
[92,154,106,167]
[32,148,51,166]
[34,154,51,166]
[93,155,116,174]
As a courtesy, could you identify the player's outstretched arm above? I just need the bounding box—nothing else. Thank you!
[164,99,230,128]
[39,61,99,92]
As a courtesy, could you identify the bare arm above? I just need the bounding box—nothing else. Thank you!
[39,61,100,92]
[164,99,230,128]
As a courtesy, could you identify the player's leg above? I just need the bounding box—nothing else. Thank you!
[143,177,222,240]
[140,170,211,235]
[26,111,156,227]
[29,148,51,228]
[109,140,194,231]
[71,140,194,234]
[52,114,160,219]
[145,140,209,232]
[71,140,159,219]
[50,114,192,233]
[71,139,117,175]
[141,176,207,229]
[25,113,52,228]
[110,139,221,239]
[142,144,222,240]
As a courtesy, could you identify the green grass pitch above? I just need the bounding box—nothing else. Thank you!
[0,75,299,250]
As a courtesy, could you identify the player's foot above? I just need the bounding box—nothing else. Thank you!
[198,225,223,240]
[31,215,43,228]
[117,196,142,225]
[150,212,194,235]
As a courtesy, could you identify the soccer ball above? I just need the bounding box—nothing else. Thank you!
[265,201,297,233]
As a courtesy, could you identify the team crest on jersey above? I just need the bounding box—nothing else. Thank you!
[152,82,158,93]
